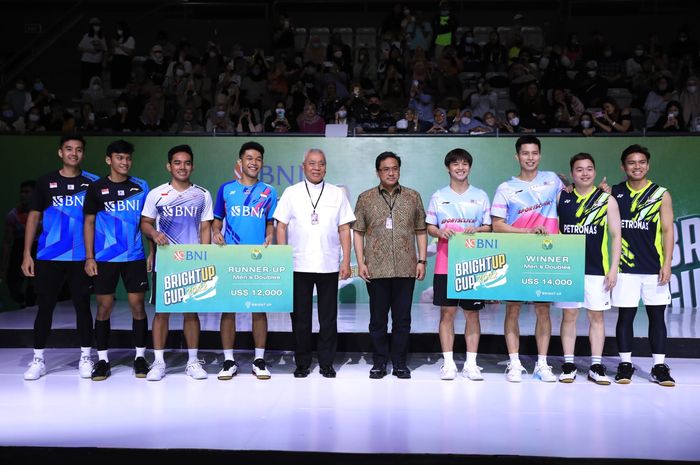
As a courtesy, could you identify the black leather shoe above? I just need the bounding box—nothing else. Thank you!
[293,366,310,378]
[369,364,387,379]
[319,365,336,378]
[392,367,411,379]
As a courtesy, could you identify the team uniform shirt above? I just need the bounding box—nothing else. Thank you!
[613,181,668,275]
[213,179,277,245]
[83,176,149,262]
[142,182,213,245]
[557,188,611,276]
[491,171,564,233]
[426,185,491,275]
[30,170,99,261]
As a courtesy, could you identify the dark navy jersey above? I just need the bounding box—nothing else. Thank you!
[30,170,99,261]
[613,181,667,274]
[558,188,610,276]
[84,176,149,262]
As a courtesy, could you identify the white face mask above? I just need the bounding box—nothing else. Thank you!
[28,113,40,122]
[337,110,347,118]
[509,117,520,126]
[333,51,343,58]
[176,69,185,77]
[581,119,591,128]
[587,70,597,77]
[634,49,644,56]
[461,117,471,125]
[668,111,678,118]
[92,84,101,91]
[216,110,226,118]
[396,119,408,129]
[117,106,128,114]
[538,57,550,69]
[688,85,698,94]
[88,112,95,121]
[117,29,123,36]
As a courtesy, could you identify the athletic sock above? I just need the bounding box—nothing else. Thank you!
[188,348,198,363]
[537,355,548,366]
[254,347,265,360]
[652,353,665,365]
[80,347,91,358]
[98,350,109,363]
[153,349,165,364]
[443,351,454,365]
[509,353,520,365]
[591,356,602,366]
[135,347,146,359]
[619,352,632,363]
[564,354,574,364]
[33,348,45,360]
[466,352,477,367]
[223,349,234,361]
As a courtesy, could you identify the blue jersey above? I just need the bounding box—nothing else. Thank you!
[213,180,277,245]
[30,170,99,261]
[84,176,149,262]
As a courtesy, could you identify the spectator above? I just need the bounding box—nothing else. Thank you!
[138,101,168,131]
[144,45,169,86]
[456,28,481,72]
[564,33,583,65]
[203,44,225,93]
[404,10,433,57]
[668,28,698,78]
[5,78,32,117]
[572,111,596,136]
[426,107,449,133]
[593,98,632,133]
[680,76,700,131]
[482,30,508,73]
[651,100,686,132]
[395,108,427,133]
[432,0,457,59]
[550,87,585,128]
[77,17,107,89]
[501,108,534,133]
[263,100,293,132]
[170,107,204,133]
[356,100,395,134]
[630,57,656,108]
[597,44,625,87]
[435,46,463,100]
[449,108,489,133]
[327,33,353,76]
[408,82,434,122]
[381,64,406,115]
[318,81,343,123]
[236,105,263,133]
[77,102,100,132]
[23,107,45,133]
[583,31,607,61]
[108,99,138,132]
[466,79,497,119]
[353,47,376,91]
[110,20,135,90]
[478,111,499,133]
[205,101,235,133]
[297,102,326,133]
[241,50,270,111]
[333,103,350,126]
[44,100,73,132]
[29,78,54,112]
[643,76,678,129]
[515,81,550,131]
[304,36,326,66]
[268,61,290,104]
[646,32,667,72]
[625,44,647,79]
[272,13,295,65]
[154,30,176,62]
[381,3,405,41]
[166,44,193,79]
[573,60,608,107]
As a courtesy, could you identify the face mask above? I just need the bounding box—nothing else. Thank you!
[668,111,678,118]
[465,37,474,44]
[353,89,360,97]
[2,110,13,119]
[587,70,597,77]
[333,51,343,58]
[33,83,44,91]
[88,112,95,121]
[28,114,40,122]
[634,49,644,56]
[209,51,217,58]
[175,69,185,77]
[509,117,520,126]
[581,119,591,128]
[688,85,698,93]
[283,20,290,28]
[560,56,571,68]
[16,83,25,91]
[216,110,226,118]
[337,110,347,118]
[118,106,128,114]
[117,29,123,36]
[538,57,550,69]
[461,117,471,125]
[403,8,410,15]
[92,84,101,91]
[93,25,101,33]
[275,108,285,117]
[396,119,408,129]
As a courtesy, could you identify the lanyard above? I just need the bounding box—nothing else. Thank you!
[379,185,399,215]
[305,180,325,212]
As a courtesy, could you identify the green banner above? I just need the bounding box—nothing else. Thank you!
[447,233,585,302]
[155,244,293,313]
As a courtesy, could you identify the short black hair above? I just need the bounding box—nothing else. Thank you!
[444,148,473,167]
[569,152,595,170]
[515,135,541,152]
[105,139,135,157]
[168,144,194,163]
[621,144,651,164]
[59,134,85,149]
[20,180,36,190]
[375,151,401,171]
[239,141,265,158]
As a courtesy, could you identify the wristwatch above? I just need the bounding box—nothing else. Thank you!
[417,259,427,264]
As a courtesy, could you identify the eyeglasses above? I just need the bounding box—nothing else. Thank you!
[379,166,399,173]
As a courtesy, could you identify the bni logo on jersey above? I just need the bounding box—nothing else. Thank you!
[173,250,208,261]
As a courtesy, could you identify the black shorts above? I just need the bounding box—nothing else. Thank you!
[93,260,149,295]
[433,274,484,311]
[34,260,92,297]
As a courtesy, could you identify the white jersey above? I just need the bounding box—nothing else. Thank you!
[142,182,213,245]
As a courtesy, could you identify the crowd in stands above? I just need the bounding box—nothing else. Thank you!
[2,1,700,136]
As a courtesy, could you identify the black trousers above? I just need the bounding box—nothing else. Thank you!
[366,277,415,367]
[291,272,339,367]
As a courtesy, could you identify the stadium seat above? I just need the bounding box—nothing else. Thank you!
[332,27,354,47]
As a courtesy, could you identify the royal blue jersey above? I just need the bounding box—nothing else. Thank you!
[213,180,277,245]
[30,170,99,261]
[84,176,149,262]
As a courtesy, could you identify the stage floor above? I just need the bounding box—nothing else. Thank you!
[1,348,698,462]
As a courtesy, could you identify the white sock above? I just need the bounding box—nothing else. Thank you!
[98,350,109,362]
[564,354,574,364]
[652,353,665,365]
[154,349,165,364]
[509,353,520,365]
[443,351,454,365]
[33,348,45,360]
[591,356,602,365]
[619,352,632,363]
[223,349,234,361]
[466,352,477,367]
[254,347,265,360]
[537,355,548,365]
[135,347,146,359]
[188,348,198,363]
[80,347,91,358]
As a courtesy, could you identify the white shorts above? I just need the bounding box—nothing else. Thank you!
[554,275,611,311]
[611,273,671,307]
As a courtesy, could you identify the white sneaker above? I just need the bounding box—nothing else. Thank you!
[217,360,238,380]
[462,364,484,381]
[24,357,46,380]
[146,360,166,381]
[505,362,526,382]
[533,362,557,382]
[440,362,457,380]
[252,358,271,379]
[186,359,208,380]
[78,356,94,378]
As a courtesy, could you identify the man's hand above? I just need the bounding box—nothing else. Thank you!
[339,262,351,280]
[604,270,618,291]
[358,263,371,282]
[659,264,672,285]
[85,258,98,277]
[416,262,426,281]
[151,231,169,246]
[21,256,34,277]
[213,231,225,245]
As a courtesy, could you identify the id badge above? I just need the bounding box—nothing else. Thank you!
[385,216,393,229]
[311,211,319,225]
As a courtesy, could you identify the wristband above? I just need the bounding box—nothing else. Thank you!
[417,259,427,265]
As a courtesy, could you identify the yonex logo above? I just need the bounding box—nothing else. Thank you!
[564,199,571,203]
[130,188,140,192]
[616,194,624,198]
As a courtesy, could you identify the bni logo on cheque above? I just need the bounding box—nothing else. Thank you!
[173,250,208,261]
[465,238,498,249]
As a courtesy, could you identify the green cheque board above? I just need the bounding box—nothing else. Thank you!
[447,233,585,302]
[155,244,293,313]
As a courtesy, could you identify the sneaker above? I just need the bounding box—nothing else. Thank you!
[650,363,675,387]
[91,360,111,381]
[78,356,94,379]
[186,360,208,380]
[588,364,611,385]
[147,360,166,381]
[462,364,484,381]
[134,356,149,378]
[505,362,527,382]
[533,362,557,382]
[558,362,577,383]
[252,358,271,379]
[440,362,457,380]
[217,360,238,380]
[24,357,46,380]
[614,362,635,384]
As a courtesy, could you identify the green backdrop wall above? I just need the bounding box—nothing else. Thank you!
[1,135,699,308]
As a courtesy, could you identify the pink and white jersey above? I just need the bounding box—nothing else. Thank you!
[426,185,491,274]
[490,171,563,233]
